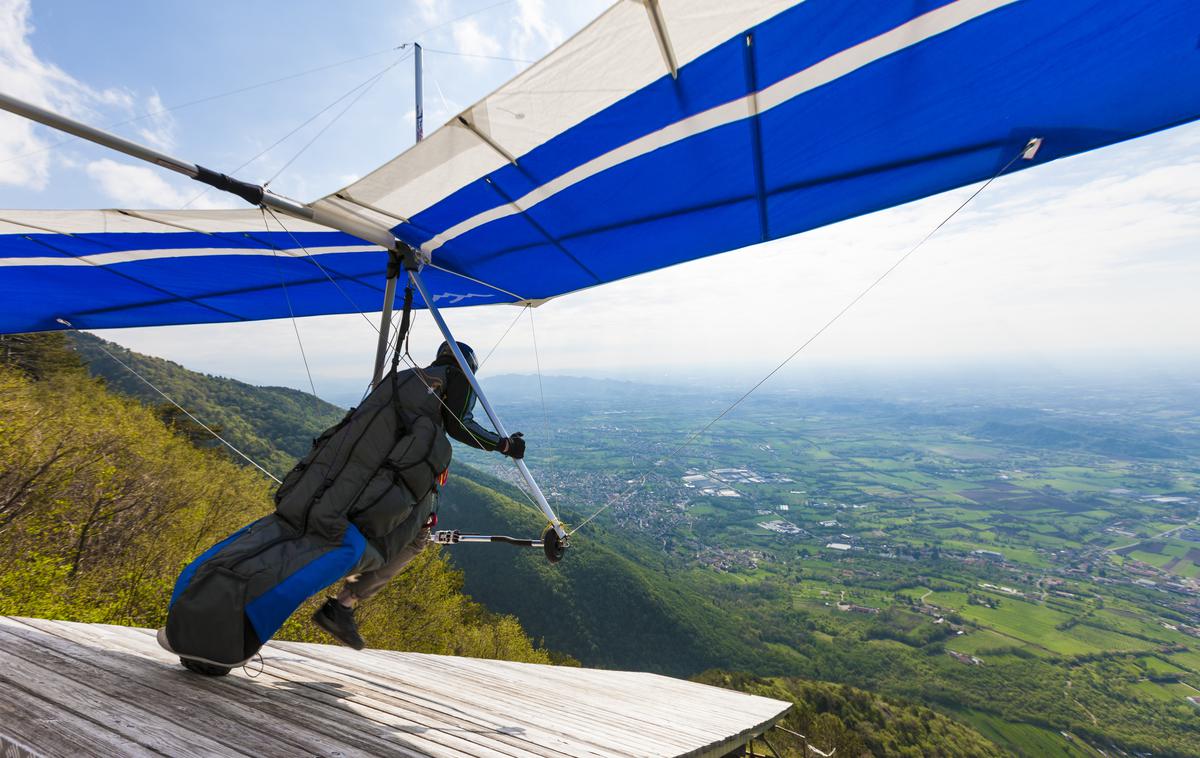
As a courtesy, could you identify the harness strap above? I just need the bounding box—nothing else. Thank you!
[391,284,414,375]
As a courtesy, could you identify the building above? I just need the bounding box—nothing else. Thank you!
[970,549,1004,561]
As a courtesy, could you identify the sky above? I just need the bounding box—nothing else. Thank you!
[1,0,1198,401]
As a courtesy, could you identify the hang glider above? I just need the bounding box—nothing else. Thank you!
[2,0,1200,336]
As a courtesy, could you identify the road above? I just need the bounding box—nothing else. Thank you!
[1106,519,1197,553]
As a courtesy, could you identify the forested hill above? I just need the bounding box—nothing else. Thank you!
[69,331,345,478]
[696,672,1004,757]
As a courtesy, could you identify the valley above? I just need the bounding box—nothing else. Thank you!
[454,373,1200,755]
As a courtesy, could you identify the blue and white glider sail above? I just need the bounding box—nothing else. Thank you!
[2,0,1200,334]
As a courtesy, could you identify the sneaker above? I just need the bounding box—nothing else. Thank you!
[180,657,232,677]
[313,598,365,650]
[156,627,234,676]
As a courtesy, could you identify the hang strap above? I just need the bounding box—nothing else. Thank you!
[391,282,414,374]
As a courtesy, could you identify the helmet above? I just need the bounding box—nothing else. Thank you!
[435,341,478,373]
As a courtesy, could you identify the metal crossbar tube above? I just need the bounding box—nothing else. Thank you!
[433,530,544,547]
[0,91,401,252]
[409,269,568,542]
[0,92,196,176]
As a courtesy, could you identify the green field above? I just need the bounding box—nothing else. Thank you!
[956,709,1092,757]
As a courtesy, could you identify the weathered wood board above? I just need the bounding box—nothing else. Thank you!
[0,617,790,757]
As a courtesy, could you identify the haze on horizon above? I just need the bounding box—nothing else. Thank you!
[1,0,1197,397]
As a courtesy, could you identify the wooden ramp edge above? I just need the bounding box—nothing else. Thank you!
[0,616,791,758]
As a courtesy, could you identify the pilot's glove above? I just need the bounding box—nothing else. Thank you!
[500,432,526,459]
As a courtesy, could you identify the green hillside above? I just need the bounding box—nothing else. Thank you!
[696,671,1007,757]
[70,331,346,478]
[440,470,775,676]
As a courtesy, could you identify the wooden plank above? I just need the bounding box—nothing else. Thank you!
[344,648,755,745]
[12,618,475,758]
[0,646,246,757]
[254,645,633,758]
[2,618,791,758]
[437,656,785,723]
[87,623,651,757]
[403,652,776,733]
[382,649,781,723]
[13,618,441,758]
[289,638,768,758]
[271,641,684,755]
[0,619,373,758]
[17,618,585,758]
[0,680,157,758]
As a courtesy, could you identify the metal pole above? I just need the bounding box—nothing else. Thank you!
[409,269,568,541]
[370,267,398,388]
[368,45,424,388]
[414,43,423,142]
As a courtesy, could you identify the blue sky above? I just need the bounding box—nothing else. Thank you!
[1,0,1198,399]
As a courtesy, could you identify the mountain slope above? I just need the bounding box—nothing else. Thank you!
[440,469,791,676]
[70,331,346,477]
[696,671,1008,758]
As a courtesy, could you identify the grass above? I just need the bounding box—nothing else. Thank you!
[1065,623,1156,653]
[956,600,1096,655]
[955,709,1092,757]
[1130,679,1180,702]
[1138,655,1187,675]
[1167,649,1200,675]
[946,628,1027,654]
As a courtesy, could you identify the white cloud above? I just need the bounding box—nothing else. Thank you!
[0,0,158,192]
[134,92,177,152]
[511,0,564,60]
[0,0,92,189]
[413,0,439,25]
[451,18,503,69]
[84,158,230,209]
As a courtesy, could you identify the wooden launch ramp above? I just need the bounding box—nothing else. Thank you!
[0,617,790,757]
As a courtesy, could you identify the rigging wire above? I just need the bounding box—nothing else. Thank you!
[60,322,283,484]
[0,48,410,168]
[567,145,1035,536]
[421,47,535,64]
[262,207,380,330]
[478,305,529,369]
[264,55,400,186]
[528,306,553,452]
[183,51,412,208]
[262,209,320,407]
